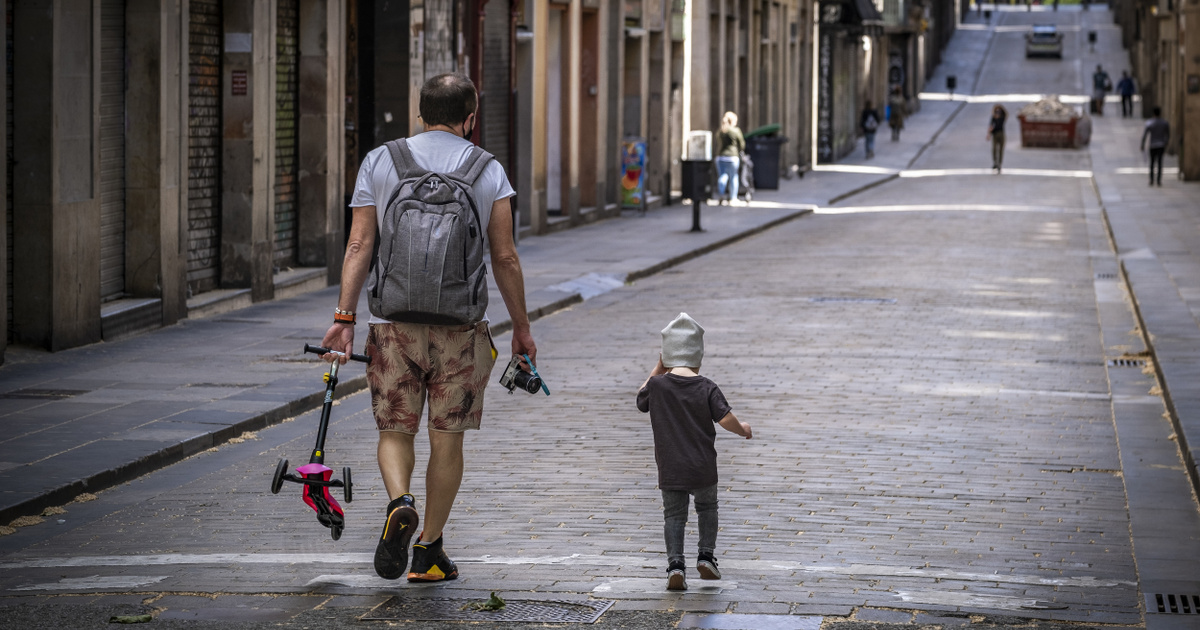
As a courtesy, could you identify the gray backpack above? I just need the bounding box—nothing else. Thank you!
[367,139,492,325]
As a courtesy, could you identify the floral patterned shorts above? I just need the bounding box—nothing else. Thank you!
[365,321,497,434]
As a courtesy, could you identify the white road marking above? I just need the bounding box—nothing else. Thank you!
[897,590,1033,611]
[0,555,1132,589]
[817,204,1066,215]
[592,578,733,594]
[14,575,169,591]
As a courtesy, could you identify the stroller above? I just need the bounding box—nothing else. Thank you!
[738,151,755,202]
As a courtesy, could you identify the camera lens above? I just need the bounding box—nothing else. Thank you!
[513,370,542,394]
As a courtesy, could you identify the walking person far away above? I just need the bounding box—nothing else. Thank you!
[887,86,906,141]
[715,111,746,206]
[1116,71,1137,118]
[861,101,881,159]
[986,104,1007,174]
[1092,65,1111,116]
[1141,107,1170,187]
[320,73,538,582]
[637,313,752,592]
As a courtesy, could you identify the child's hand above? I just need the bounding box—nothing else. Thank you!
[740,422,753,439]
[652,355,667,376]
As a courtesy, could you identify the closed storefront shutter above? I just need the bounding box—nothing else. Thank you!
[274,0,299,270]
[187,0,221,294]
[100,0,126,301]
[482,0,511,174]
[6,0,12,342]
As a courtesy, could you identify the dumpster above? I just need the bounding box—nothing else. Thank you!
[1017,96,1090,148]
[745,135,788,190]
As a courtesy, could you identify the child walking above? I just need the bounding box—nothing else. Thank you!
[636,313,752,591]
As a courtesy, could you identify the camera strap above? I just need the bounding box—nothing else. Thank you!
[524,354,550,396]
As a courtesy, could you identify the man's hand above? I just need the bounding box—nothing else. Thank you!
[320,323,356,364]
[739,422,753,440]
[512,326,537,368]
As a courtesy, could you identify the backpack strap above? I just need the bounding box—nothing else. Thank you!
[451,145,495,186]
[386,139,426,181]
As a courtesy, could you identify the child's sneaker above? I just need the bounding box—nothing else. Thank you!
[373,494,418,580]
[666,561,687,591]
[697,553,721,580]
[407,535,459,582]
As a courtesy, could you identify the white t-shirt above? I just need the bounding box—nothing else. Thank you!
[350,131,516,324]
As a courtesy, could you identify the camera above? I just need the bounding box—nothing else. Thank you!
[498,355,543,395]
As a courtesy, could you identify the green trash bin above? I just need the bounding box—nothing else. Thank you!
[746,135,788,190]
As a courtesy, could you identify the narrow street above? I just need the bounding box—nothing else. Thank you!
[0,6,1196,629]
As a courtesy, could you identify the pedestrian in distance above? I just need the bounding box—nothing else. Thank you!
[715,112,746,206]
[321,73,538,583]
[986,104,1007,173]
[888,87,906,142]
[637,313,752,592]
[1116,71,1137,118]
[1141,106,1170,187]
[861,101,881,159]
[1091,65,1111,116]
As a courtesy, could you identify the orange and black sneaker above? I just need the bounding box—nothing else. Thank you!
[407,535,458,582]
[374,494,419,580]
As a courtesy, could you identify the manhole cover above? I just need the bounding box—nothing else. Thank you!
[362,597,615,623]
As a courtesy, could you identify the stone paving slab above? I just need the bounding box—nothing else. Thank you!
[0,49,973,526]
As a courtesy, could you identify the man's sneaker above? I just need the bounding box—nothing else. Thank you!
[407,535,459,582]
[373,494,418,580]
[666,561,687,591]
[697,553,721,580]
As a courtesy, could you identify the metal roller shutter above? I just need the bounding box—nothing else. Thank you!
[482,0,511,173]
[100,0,126,301]
[6,0,12,341]
[274,0,299,270]
[187,0,221,294]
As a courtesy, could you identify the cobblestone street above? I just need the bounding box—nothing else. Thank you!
[1,5,1198,630]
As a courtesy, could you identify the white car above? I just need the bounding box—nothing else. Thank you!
[1026,25,1063,59]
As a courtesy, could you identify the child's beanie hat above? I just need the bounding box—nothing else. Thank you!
[661,313,704,368]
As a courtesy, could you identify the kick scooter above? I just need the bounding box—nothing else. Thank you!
[270,343,370,540]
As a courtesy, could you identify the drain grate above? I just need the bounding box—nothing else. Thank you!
[362,597,615,623]
[1146,593,1200,615]
[0,388,90,400]
[808,297,897,305]
[1107,358,1147,368]
[1095,272,1118,280]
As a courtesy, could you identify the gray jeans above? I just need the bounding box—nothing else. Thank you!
[661,484,719,565]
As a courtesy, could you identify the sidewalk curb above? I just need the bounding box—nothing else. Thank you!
[1096,195,1200,501]
[0,207,811,524]
[827,175,899,206]
[0,378,363,525]
[625,208,813,282]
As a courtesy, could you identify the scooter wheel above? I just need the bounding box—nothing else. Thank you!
[331,525,342,541]
[271,458,289,494]
[343,466,353,504]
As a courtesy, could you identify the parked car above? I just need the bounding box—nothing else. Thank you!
[1025,25,1063,58]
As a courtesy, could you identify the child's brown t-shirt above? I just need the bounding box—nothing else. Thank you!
[636,373,732,491]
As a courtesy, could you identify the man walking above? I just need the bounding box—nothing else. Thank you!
[1091,65,1111,116]
[1141,107,1170,187]
[321,73,537,581]
[1116,71,1136,118]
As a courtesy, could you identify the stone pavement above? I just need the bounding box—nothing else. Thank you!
[0,81,955,526]
[1,6,1199,629]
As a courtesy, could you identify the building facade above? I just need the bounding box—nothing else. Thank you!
[1112,0,1200,180]
[1,0,956,361]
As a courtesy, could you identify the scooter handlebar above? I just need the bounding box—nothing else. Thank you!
[304,343,371,364]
